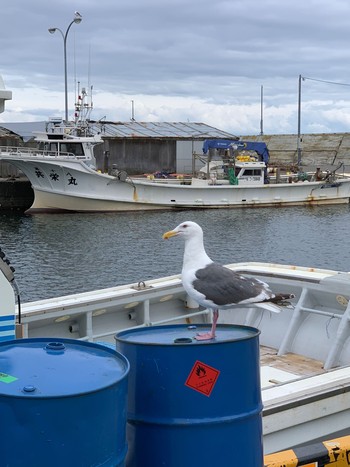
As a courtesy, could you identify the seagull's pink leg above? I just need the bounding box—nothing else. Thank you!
[195,310,218,341]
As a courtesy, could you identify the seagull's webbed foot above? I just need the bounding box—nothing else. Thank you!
[195,331,216,341]
[194,309,218,341]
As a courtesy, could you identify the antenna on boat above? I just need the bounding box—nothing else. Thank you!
[74,82,94,131]
[75,81,81,123]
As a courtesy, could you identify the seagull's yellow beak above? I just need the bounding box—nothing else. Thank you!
[162,229,178,240]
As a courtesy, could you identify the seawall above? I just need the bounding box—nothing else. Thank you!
[241,133,350,168]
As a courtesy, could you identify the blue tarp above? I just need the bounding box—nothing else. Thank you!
[202,139,269,164]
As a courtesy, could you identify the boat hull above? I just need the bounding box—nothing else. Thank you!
[3,157,350,212]
[30,188,167,212]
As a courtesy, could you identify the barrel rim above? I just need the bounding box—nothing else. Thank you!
[0,336,125,356]
[115,323,260,346]
[0,337,130,398]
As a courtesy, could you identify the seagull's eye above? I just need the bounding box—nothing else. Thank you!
[182,224,188,228]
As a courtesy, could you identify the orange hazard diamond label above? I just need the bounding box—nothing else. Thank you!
[185,360,220,397]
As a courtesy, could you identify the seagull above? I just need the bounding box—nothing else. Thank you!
[163,221,294,341]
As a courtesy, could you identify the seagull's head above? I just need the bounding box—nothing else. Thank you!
[163,221,203,240]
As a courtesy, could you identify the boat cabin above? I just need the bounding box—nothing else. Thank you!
[234,161,265,185]
[29,117,103,169]
[198,159,266,186]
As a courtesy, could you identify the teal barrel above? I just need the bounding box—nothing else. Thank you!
[0,338,129,467]
[116,324,263,467]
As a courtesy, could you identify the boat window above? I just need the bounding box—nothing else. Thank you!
[38,142,53,152]
[48,143,58,153]
[242,169,262,176]
[60,143,84,156]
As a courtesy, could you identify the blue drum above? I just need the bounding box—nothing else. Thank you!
[116,324,262,467]
[0,338,129,467]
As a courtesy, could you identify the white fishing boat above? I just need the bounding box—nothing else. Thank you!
[0,103,350,212]
[2,251,350,456]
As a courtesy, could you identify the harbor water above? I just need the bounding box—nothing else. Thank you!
[1,205,350,303]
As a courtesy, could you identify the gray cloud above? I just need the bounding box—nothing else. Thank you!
[2,0,350,135]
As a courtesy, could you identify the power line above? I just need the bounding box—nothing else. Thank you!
[302,76,350,87]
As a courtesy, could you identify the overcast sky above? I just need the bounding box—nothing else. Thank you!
[2,0,350,136]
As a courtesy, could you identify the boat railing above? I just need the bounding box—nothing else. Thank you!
[17,275,211,343]
[15,262,350,369]
[0,146,87,160]
[133,177,190,185]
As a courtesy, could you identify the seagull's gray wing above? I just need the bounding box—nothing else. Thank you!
[192,263,272,306]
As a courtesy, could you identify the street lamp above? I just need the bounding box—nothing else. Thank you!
[48,12,82,122]
[297,74,303,169]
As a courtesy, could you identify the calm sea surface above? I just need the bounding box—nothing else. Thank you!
[1,205,350,303]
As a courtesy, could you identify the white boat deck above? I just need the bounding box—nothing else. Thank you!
[260,345,324,388]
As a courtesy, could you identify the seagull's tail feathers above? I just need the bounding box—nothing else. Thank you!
[272,293,295,302]
[255,302,282,313]
[256,293,295,313]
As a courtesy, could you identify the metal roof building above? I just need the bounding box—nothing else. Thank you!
[92,121,236,140]
[92,121,237,174]
[0,120,236,141]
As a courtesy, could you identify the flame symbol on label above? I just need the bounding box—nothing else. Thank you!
[195,365,206,377]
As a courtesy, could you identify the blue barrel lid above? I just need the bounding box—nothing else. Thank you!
[0,338,129,398]
[116,324,259,345]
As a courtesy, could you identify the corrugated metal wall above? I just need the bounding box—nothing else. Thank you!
[101,138,176,175]
[176,140,204,174]
[0,135,23,177]
[0,162,19,178]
